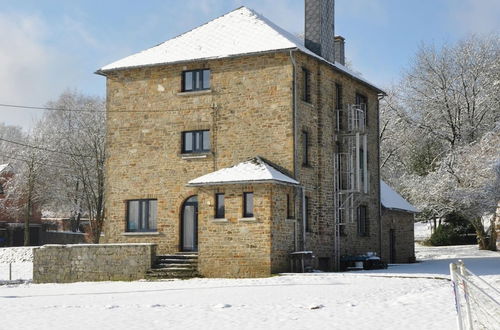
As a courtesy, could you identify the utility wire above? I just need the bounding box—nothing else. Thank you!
[0,103,214,113]
[0,137,93,158]
[0,152,73,171]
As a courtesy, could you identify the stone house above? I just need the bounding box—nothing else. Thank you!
[97,1,403,277]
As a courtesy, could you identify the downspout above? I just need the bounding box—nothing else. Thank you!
[377,93,385,259]
[290,50,300,252]
[302,186,306,251]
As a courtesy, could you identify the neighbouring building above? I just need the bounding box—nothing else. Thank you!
[0,163,42,246]
[380,181,418,263]
[97,1,407,277]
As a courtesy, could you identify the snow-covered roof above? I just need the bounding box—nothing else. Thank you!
[380,180,418,213]
[0,163,11,174]
[187,157,300,186]
[97,7,383,93]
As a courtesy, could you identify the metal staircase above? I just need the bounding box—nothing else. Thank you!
[333,103,368,270]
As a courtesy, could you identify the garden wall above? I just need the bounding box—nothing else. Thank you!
[33,243,156,283]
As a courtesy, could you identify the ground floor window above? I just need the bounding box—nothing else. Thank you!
[127,199,157,232]
[215,193,225,219]
[357,205,368,236]
[243,192,254,218]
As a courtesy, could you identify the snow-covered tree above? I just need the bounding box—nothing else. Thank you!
[41,91,106,243]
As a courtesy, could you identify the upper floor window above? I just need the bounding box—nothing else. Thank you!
[302,130,309,166]
[302,67,311,103]
[243,192,254,218]
[182,130,210,153]
[215,193,225,219]
[335,83,343,110]
[355,93,368,125]
[127,199,157,232]
[182,69,211,92]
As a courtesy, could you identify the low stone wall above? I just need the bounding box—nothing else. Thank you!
[33,243,156,283]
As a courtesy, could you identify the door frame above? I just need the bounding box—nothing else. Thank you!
[180,195,198,252]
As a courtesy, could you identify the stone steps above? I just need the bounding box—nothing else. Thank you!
[145,252,200,280]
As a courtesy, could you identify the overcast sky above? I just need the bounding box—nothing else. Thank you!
[1,0,499,129]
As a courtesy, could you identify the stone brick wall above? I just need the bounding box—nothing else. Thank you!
[381,209,415,263]
[270,185,296,273]
[103,52,294,255]
[33,243,156,283]
[197,184,272,278]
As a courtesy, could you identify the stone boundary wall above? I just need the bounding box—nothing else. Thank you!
[33,243,156,283]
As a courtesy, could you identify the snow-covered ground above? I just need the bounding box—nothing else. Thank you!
[414,221,432,241]
[0,244,498,330]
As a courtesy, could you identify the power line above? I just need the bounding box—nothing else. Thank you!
[0,103,214,113]
[0,152,73,171]
[0,137,93,158]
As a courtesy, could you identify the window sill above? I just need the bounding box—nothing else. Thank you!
[181,153,210,160]
[239,217,257,222]
[177,90,212,96]
[122,232,160,236]
[212,218,228,223]
[285,218,296,223]
[301,100,314,108]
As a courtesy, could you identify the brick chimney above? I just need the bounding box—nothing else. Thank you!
[305,0,335,63]
[334,35,345,65]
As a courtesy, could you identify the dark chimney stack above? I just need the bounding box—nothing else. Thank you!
[334,35,345,65]
[305,0,335,63]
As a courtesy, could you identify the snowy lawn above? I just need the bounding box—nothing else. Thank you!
[0,244,498,330]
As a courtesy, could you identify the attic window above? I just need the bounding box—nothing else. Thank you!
[182,69,211,92]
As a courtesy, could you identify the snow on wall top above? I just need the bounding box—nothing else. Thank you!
[98,7,383,93]
[380,180,418,213]
[187,157,299,186]
[0,163,10,174]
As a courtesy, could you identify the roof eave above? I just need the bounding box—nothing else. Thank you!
[187,179,300,187]
[95,48,298,77]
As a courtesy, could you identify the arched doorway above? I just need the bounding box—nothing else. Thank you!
[180,195,198,252]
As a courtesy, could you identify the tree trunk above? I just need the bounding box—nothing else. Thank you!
[488,217,497,251]
[24,189,32,246]
[471,218,488,250]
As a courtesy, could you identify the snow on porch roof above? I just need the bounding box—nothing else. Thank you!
[97,7,384,94]
[187,157,300,187]
[381,180,418,213]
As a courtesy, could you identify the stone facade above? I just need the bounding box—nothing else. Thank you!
[381,209,415,263]
[33,243,156,283]
[102,48,383,277]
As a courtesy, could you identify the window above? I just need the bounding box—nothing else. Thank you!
[357,205,368,236]
[302,131,309,166]
[286,194,294,219]
[127,199,157,232]
[243,192,254,218]
[336,83,344,130]
[182,69,211,92]
[215,193,225,219]
[182,130,210,153]
[302,68,311,103]
[355,93,368,126]
[305,196,310,232]
[0,183,3,195]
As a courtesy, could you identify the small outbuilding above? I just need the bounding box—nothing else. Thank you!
[380,181,418,263]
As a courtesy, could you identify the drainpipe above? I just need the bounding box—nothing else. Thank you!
[377,93,385,259]
[290,50,300,252]
[302,186,306,251]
